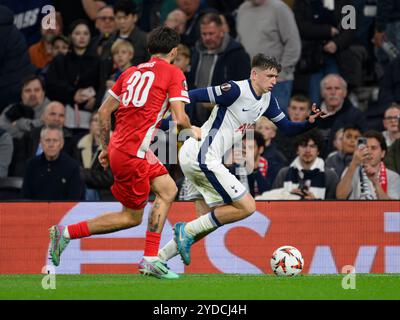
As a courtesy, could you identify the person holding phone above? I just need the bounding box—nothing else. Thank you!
[336,130,400,200]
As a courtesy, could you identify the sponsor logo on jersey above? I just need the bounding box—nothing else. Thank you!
[220,83,231,92]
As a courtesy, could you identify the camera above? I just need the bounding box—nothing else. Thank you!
[357,137,367,148]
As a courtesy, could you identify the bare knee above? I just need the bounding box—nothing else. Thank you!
[156,182,178,203]
[238,195,256,218]
[122,209,143,227]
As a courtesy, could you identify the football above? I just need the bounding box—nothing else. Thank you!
[270,245,304,276]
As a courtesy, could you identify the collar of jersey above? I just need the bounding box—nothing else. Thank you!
[247,79,262,100]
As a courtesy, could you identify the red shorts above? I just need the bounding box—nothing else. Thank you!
[108,145,168,210]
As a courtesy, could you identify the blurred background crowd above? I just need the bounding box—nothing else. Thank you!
[0,0,399,201]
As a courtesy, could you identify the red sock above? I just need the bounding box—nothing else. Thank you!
[67,221,91,239]
[144,231,161,256]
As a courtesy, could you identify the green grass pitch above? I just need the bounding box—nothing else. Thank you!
[0,274,399,300]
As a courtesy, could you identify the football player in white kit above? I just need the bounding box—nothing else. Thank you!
[158,54,328,266]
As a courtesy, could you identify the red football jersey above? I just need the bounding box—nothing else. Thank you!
[108,57,190,158]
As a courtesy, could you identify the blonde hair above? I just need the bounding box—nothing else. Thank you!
[177,43,190,58]
[111,39,134,56]
[256,117,277,131]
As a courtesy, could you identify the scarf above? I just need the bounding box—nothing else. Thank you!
[359,162,388,199]
[284,157,326,199]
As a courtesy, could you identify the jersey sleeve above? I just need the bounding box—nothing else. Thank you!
[168,67,190,104]
[108,72,124,101]
[262,94,316,136]
[189,81,241,106]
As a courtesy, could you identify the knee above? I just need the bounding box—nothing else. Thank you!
[123,211,142,227]
[241,196,256,218]
[157,182,178,203]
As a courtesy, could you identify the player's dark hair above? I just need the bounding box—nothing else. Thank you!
[294,129,324,152]
[200,12,223,27]
[290,94,311,109]
[114,0,137,15]
[252,54,282,73]
[21,74,45,91]
[363,130,387,152]
[147,26,180,55]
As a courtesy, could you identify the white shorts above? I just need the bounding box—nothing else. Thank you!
[179,138,247,207]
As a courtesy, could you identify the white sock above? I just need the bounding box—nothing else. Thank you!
[158,239,179,262]
[143,256,159,262]
[63,226,70,239]
[184,212,220,237]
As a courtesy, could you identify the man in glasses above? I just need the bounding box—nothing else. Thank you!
[382,104,400,147]
[90,5,117,56]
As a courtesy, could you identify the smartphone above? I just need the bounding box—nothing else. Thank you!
[357,137,367,148]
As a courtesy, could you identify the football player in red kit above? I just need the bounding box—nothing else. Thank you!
[49,26,201,279]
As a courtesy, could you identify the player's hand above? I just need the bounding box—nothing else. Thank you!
[308,103,330,123]
[98,149,109,169]
[191,125,202,141]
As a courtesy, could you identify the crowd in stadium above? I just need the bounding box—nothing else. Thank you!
[0,0,399,201]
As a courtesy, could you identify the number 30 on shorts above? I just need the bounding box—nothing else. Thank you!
[122,71,155,107]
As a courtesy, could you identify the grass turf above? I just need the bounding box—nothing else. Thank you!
[0,274,399,300]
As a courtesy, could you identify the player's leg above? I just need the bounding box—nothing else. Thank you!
[49,206,143,266]
[138,158,180,279]
[158,198,211,262]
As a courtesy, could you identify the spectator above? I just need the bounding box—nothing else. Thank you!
[385,116,400,175]
[373,0,400,68]
[382,104,400,146]
[54,0,104,34]
[102,0,149,66]
[176,0,213,48]
[46,19,101,132]
[104,39,134,97]
[274,94,311,162]
[21,125,83,200]
[174,44,191,73]
[89,5,117,56]
[74,112,113,200]
[0,75,50,139]
[28,12,63,70]
[267,129,338,200]
[0,5,36,113]
[327,127,344,158]
[317,74,367,157]
[187,12,251,126]
[293,0,357,105]
[325,124,363,178]
[237,0,301,111]
[336,130,400,199]
[164,9,187,36]
[378,57,400,110]
[51,35,70,57]
[243,130,269,197]
[0,128,13,178]
[255,117,287,191]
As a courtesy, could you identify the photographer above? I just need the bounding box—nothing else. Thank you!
[336,131,400,200]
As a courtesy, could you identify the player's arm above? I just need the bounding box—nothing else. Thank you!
[97,95,120,168]
[189,81,241,106]
[263,97,325,136]
[169,100,201,140]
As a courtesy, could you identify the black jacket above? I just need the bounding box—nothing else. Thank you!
[0,5,35,112]
[376,0,400,32]
[21,152,83,200]
[46,49,101,108]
